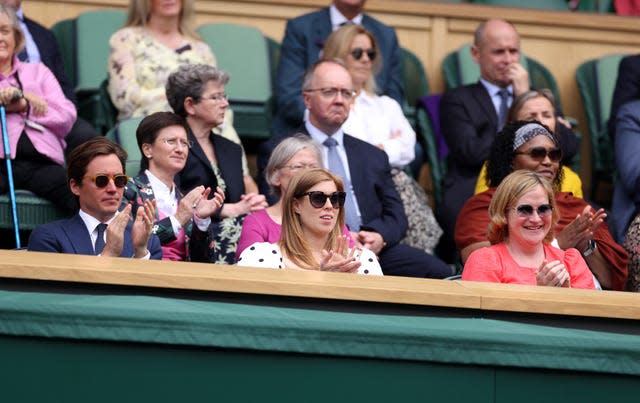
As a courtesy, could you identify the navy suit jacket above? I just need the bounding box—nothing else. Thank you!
[609,54,640,141]
[24,17,76,104]
[298,127,407,246]
[272,7,403,137]
[438,82,579,234]
[27,213,162,259]
[177,129,245,204]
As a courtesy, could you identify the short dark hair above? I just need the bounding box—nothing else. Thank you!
[136,112,189,170]
[67,137,128,186]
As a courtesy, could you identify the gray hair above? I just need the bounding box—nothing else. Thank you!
[166,64,230,117]
[0,5,25,56]
[265,134,323,199]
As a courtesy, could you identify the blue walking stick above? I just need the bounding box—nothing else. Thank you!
[1,105,21,248]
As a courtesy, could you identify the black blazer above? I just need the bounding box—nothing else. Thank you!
[177,129,245,204]
[609,54,640,141]
[24,17,76,104]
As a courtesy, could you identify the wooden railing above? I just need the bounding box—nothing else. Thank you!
[2,249,639,321]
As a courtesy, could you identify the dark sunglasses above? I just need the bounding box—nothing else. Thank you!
[513,203,553,218]
[85,174,129,188]
[299,191,346,209]
[350,47,377,61]
[516,147,563,162]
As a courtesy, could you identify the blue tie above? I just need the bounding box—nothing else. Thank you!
[497,88,511,131]
[94,223,107,255]
[323,137,361,231]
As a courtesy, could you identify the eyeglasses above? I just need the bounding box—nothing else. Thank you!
[298,191,346,209]
[162,137,193,149]
[350,47,377,61]
[85,174,129,188]
[282,163,320,172]
[304,87,356,101]
[201,93,228,102]
[515,147,562,162]
[512,203,553,218]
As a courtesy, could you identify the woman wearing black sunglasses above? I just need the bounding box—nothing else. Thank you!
[475,89,583,197]
[462,170,594,288]
[320,24,442,255]
[237,168,382,275]
[456,121,628,290]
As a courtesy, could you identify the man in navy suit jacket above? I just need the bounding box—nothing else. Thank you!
[295,59,450,278]
[28,137,162,259]
[272,0,403,138]
[6,0,98,153]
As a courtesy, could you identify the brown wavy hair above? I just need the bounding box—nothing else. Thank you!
[279,168,345,270]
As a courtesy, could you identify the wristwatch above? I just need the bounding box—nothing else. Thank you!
[582,239,597,257]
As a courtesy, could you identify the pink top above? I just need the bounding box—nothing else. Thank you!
[236,209,354,258]
[157,210,186,261]
[0,58,76,165]
[462,243,595,289]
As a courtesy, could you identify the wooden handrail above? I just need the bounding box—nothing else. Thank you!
[1,249,639,320]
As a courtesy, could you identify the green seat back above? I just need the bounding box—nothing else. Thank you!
[400,48,430,128]
[416,107,444,208]
[441,44,563,106]
[470,0,569,9]
[577,0,615,12]
[0,191,66,231]
[106,117,144,177]
[75,9,126,93]
[575,54,625,198]
[197,23,271,103]
[50,18,76,87]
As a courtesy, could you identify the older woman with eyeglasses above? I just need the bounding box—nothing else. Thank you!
[167,64,267,264]
[456,120,628,290]
[462,170,594,289]
[120,112,224,262]
[236,135,354,257]
[237,168,382,275]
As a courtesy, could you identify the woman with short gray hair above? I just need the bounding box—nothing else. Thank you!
[167,64,267,264]
[236,135,354,257]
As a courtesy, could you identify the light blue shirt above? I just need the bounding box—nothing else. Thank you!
[480,78,512,118]
[305,121,362,219]
[329,4,364,31]
[16,8,41,63]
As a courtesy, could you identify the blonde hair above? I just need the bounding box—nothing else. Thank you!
[322,24,381,94]
[279,168,345,270]
[125,0,199,39]
[487,170,559,244]
[0,5,25,56]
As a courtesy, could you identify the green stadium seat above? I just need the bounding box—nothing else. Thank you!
[105,117,144,177]
[577,0,615,12]
[197,23,273,140]
[400,47,430,130]
[0,191,66,231]
[576,54,627,200]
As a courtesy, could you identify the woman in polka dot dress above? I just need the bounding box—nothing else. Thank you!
[237,168,382,275]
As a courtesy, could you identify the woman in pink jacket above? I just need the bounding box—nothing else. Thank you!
[0,5,76,214]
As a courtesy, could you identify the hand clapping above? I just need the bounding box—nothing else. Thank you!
[536,259,570,287]
[319,235,361,273]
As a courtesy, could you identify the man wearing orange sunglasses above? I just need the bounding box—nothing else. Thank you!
[28,137,162,259]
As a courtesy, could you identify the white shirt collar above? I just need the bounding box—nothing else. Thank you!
[305,120,345,146]
[78,209,116,234]
[329,4,364,31]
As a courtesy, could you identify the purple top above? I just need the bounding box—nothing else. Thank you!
[236,209,355,259]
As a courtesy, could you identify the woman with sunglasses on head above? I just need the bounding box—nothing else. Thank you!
[456,121,628,290]
[237,168,382,275]
[462,170,594,289]
[475,89,583,197]
[320,24,442,254]
[119,112,224,262]
[236,135,354,257]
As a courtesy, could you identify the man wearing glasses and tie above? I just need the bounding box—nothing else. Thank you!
[28,137,162,259]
